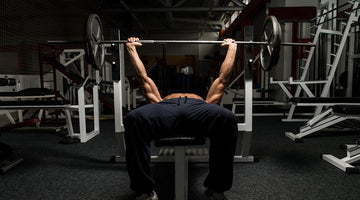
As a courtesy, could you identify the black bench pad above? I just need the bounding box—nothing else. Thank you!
[0,100,70,106]
[333,105,360,115]
[288,97,360,103]
[0,88,55,97]
[155,136,206,147]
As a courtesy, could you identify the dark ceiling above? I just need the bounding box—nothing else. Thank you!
[92,0,246,34]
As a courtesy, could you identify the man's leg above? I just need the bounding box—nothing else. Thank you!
[183,100,238,192]
[124,106,154,195]
[124,101,180,195]
[205,108,238,192]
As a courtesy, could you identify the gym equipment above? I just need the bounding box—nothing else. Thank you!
[154,136,206,200]
[0,78,100,143]
[271,0,359,121]
[284,98,360,142]
[85,14,105,71]
[321,105,360,173]
[0,78,23,174]
[0,77,16,86]
[260,16,281,71]
[83,14,317,71]
[49,14,315,71]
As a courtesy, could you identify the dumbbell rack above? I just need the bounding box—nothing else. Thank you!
[271,0,360,121]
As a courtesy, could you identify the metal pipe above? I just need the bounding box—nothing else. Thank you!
[174,0,188,7]
[311,1,353,21]
[231,0,247,6]
[102,6,244,12]
[47,40,316,46]
[101,40,316,46]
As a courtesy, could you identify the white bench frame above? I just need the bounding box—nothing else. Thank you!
[322,143,360,173]
[285,103,360,142]
[0,78,100,143]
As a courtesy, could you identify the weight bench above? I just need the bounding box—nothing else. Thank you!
[285,98,360,142]
[321,105,360,173]
[154,136,206,200]
[0,99,69,174]
[0,82,100,143]
[232,98,288,116]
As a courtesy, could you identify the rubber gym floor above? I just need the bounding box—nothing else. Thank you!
[1,116,360,200]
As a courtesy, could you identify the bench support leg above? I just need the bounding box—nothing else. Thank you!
[175,146,188,200]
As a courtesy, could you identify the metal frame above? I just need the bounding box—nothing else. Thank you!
[50,39,315,47]
[0,78,100,143]
[49,14,318,71]
[322,143,360,173]
[97,39,313,47]
[65,77,100,143]
[0,94,55,127]
[285,105,360,142]
[271,0,360,121]
[0,157,24,174]
[231,99,289,117]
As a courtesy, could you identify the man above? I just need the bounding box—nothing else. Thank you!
[124,37,238,200]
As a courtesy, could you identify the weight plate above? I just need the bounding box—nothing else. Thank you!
[260,16,281,71]
[86,14,105,70]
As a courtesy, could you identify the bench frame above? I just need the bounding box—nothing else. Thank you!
[0,79,100,143]
[322,143,360,173]
[285,103,360,142]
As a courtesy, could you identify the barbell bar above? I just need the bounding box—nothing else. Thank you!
[97,40,314,46]
[51,14,317,71]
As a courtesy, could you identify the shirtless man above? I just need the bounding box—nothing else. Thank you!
[124,37,238,200]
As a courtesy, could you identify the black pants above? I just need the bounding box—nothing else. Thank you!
[124,97,238,194]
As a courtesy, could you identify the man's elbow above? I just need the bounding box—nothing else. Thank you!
[218,77,230,87]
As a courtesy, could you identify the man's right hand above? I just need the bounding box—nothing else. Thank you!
[126,37,143,48]
[220,38,236,48]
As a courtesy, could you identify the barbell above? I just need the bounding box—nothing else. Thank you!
[82,14,315,71]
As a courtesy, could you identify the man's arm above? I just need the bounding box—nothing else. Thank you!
[126,37,163,103]
[205,38,237,104]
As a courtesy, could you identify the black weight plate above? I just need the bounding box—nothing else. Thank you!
[260,16,281,71]
[86,14,105,70]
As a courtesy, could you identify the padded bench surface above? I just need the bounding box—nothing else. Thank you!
[0,88,55,97]
[0,100,70,106]
[288,97,360,104]
[333,105,360,115]
[155,136,206,147]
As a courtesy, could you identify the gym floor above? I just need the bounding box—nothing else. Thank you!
[1,116,359,200]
